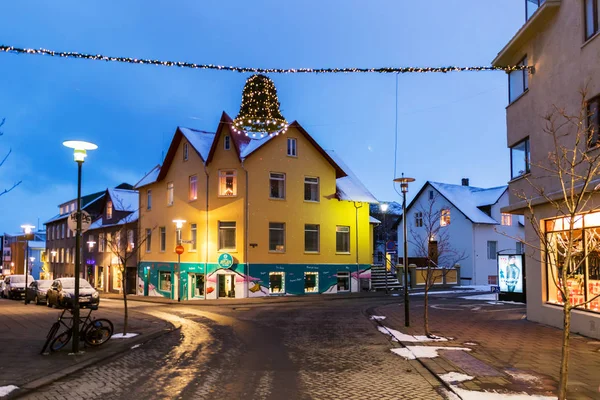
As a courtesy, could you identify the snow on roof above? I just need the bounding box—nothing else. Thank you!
[28,241,46,249]
[135,165,160,189]
[429,182,507,224]
[326,150,378,203]
[238,135,276,159]
[179,127,215,161]
[88,210,138,231]
[370,216,381,224]
[108,188,138,212]
[44,192,106,224]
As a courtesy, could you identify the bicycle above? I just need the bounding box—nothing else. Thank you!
[41,308,114,354]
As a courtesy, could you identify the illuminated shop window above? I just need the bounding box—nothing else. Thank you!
[304,272,319,293]
[269,272,285,294]
[159,271,172,292]
[337,272,350,292]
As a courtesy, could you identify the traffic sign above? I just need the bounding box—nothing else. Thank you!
[68,210,92,234]
[491,286,501,293]
[175,245,184,255]
[386,240,396,251]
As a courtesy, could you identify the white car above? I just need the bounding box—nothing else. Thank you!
[3,275,35,300]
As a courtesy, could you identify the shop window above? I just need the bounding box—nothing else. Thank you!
[304,177,319,202]
[305,224,320,253]
[269,172,285,199]
[337,272,350,292]
[193,274,205,297]
[269,272,285,294]
[189,175,198,201]
[336,226,350,253]
[440,209,451,227]
[508,56,528,103]
[304,272,319,293]
[218,221,236,250]
[159,271,172,292]
[269,222,285,252]
[415,212,423,227]
[218,170,237,197]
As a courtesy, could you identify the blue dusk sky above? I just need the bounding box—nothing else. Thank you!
[0,1,525,233]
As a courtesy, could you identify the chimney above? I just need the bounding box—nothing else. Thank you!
[461,178,469,186]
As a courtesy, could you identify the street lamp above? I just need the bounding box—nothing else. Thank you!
[63,140,97,355]
[50,250,57,280]
[173,220,186,302]
[380,203,389,294]
[21,224,35,306]
[394,174,415,327]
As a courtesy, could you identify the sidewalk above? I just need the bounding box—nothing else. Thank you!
[0,300,174,398]
[370,295,600,399]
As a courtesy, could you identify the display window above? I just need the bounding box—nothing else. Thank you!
[304,272,318,293]
[269,272,285,294]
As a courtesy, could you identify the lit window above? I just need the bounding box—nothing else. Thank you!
[585,0,599,40]
[587,96,600,148]
[183,142,189,161]
[189,175,198,201]
[269,223,285,252]
[147,189,152,210]
[218,170,237,196]
[304,272,319,293]
[159,271,172,292]
[269,172,285,199]
[508,56,528,103]
[159,227,166,252]
[510,138,530,179]
[487,241,498,260]
[190,223,197,251]
[336,226,350,253]
[415,212,423,228]
[502,213,513,226]
[224,135,231,150]
[99,233,105,252]
[304,177,319,202]
[218,221,236,250]
[269,272,285,294]
[106,200,113,219]
[145,229,152,252]
[440,209,451,227]
[305,224,320,253]
[337,272,350,291]
[167,182,174,206]
[127,229,134,251]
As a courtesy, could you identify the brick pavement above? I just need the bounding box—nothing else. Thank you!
[372,295,600,399]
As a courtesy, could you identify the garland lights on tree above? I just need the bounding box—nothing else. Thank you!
[232,75,288,138]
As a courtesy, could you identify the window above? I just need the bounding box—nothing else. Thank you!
[269,172,285,199]
[190,223,197,251]
[183,142,189,161]
[516,241,524,254]
[147,189,152,210]
[62,224,65,239]
[107,233,112,252]
[99,233,105,252]
[66,247,70,263]
[224,135,231,150]
[175,228,181,246]
[336,226,350,253]
[502,213,513,226]
[127,229,134,251]
[510,138,530,179]
[159,227,166,252]
[303,177,320,202]
[269,223,285,252]
[167,182,174,206]
[106,200,113,219]
[60,248,64,263]
[587,96,600,148]
[487,241,498,260]
[287,138,297,157]
[305,224,320,253]
[67,225,71,238]
[429,190,434,200]
[304,272,319,293]
[146,229,152,252]
[189,175,198,201]
[269,272,285,294]
[508,57,528,103]
[415,212,423,228]
[585,0,599,40]
[337,271,350,292]
[218,221,236,250]
[218,170,237,197]
[440,209,451,227]
[159,271,172,292]
[526,0,545,20]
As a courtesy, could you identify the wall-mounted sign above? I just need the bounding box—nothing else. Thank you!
[218,253,233,269]
[498,254,523,294]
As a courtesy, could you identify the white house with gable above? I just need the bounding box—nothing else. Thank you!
[397,179,524,286]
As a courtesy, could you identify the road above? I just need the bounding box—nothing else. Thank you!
[15,297,447,400]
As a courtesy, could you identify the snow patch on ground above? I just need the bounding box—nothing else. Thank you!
[453,284,493,291]
[464,342,478,346]
[391,293,401,297]
[390,346,471,360]
[450,386,556,399]
[377,326,449,342]
[459,293,497,301]
[440,372,474,383]
[504,370,542,385]
[131,344,141,349]
[370,315,386,321]
[486,301,525,305]
[0,385,19,396]
[112,333,139,339]
[442,389,462,400]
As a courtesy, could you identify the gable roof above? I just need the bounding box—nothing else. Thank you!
[326,150,378,203]
[134,165,161,189]
[107,188,139,212]
[44,191,106,224]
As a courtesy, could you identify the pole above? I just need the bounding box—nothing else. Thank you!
[403,190,410,327]
[72,161,82,354]
[384,211,388,294]
[177,228,181,302]
[24,239,29,305]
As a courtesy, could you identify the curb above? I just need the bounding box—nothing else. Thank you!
[6,323,180,399]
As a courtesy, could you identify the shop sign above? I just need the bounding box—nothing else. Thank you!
[218,253,233,269]
[68,210,92,233]
[498,254,523,293]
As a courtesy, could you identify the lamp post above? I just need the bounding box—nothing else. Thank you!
[50,250,57,280]
[21,224,35,305]
[173,220,186,302]
[63,140,97,354]
[394,174,414,327]
[380,203,389,294]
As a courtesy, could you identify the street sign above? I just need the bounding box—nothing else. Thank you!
[180,240,195,244]
[68,210,92,234]
[491,286,501,294]
[218,253,233,268]
[386,240,396,251]
[175,245,185,255]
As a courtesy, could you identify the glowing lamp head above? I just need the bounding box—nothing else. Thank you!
[173,219,186,229]
[380,203,389,213]
[87,240,96,249]
[21,224,35,235]
[51,250,57,257]
[63,140,98,163]
[393,175,415,194]
[29,257,35,262]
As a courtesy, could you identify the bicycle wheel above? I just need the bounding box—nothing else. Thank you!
[84,327,111,346]
[41,322,60,354]
[91,318,114,335]
[50,330,72,352]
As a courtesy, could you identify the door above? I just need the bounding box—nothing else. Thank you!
[218,274,234,298]
[126,268,136,294]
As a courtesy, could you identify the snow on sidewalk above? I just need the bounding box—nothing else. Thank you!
[391,345,471,360]
[0,385,19,397]
[370,315,386,321]
[377,326,449,342]
[459,293,497,301]
[449,386,556,400]
[112,333,139,339]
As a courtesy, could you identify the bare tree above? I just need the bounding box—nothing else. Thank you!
[409,193,467,337]
[511,89,600,400]
[0,118,22,197]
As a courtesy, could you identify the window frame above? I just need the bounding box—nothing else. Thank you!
[508,56,529,104]
[269,172,286,200]
[304,176,320,202]
[336,226,351,254]
[183,142,189,161]
[501,213,513,226]
[287,138,297,157]
[147,189,152,210]
[190,223,197,251]
[224,135,231,150]
[145,228,152,253]
[218,221,236,251]
[218,170,237,197]
[269,222,286,253]
[510,137,531,179]
[98,233,105,252]
[415,212,424,228]
[106,200,113,219]
[159,227,166,252]
[304,271,319,293]
[487,240,498,260]
[304,224,320,253]
[189,175,198,201]
[269,272,285,294]
[585,0,599,40]
[440,209,451,227]
[167,182,174,206]
[586,95,600,148]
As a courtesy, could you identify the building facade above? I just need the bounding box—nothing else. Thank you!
[397,180,524,286]
[493,0,600,337]
[136,113,377,300]
[2,230,47,279]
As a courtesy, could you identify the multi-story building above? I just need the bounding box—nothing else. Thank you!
[493,0,600,337]
[2,229,46,279]
[136,113,378,300]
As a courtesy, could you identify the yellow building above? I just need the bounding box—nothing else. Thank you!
[136,113,378,300]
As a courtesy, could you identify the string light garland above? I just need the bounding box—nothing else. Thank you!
[0,45,534,74]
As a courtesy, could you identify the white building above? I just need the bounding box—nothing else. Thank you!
[397,179,524,286]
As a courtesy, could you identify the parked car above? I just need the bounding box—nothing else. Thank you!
[3,275,35,299]
[26,279,53,305]
[46,278,99,309]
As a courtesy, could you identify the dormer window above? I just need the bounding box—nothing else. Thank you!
[183,142,189,161]
[106,200,113,219]
[224,135,231,150]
